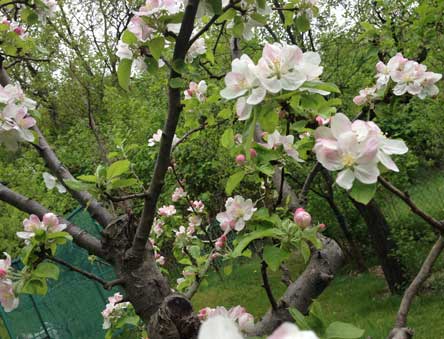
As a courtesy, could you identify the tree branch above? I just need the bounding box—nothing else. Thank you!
[378,176,444,232]
[0,183,104,257]
[261,260,278,310]
[129,0,200,261]
[389,236,444,339]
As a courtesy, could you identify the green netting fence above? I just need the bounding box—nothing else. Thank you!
[0,207,119,339]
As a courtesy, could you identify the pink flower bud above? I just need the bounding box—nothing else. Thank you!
[319,223,326,231]
[215,235,227,250]
[235,154,246,165]
[249,148,257,158]
[210,252,221,260]
[0,268,7,279]
[294,208,311,228]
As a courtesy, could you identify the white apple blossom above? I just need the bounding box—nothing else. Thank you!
[256,42,307,93]
[353,86,378,106]
[42,172,67,194]
[148,129,163,146]
[128,16,154,42]
[101,293,131,330]
[262,130,303,162]
[172,187,187,201]
[116,40,133,60]
[188,200,205,213]
[216,196,256,233]
[186,38,206,63]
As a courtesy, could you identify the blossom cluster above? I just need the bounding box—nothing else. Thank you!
[198,315,318,339]
[184,80,207,102]
[148,129,180,147]
[198,305,254,333]
[116,0,206,71]
[17,213,67,243]
[0,83,37,151]
[261,130,303,162]
[354,53,442,105]
[314,113,408,189]
[0,253,19,312]
[220,42,323,121]
[101,293,131,330]
[0,17,27,39]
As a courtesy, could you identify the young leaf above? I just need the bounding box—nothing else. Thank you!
[107,160,131,180]
[289,308,311,331]
[349,181,377,205]
[225,170,245,195]
[221,128,234,148]
[121,30,138,44]
[325,322,365,339]
[117,59,132,91]
[77,175,97,183]
[232,229,279,257]
[263,245,290,271]
[33,262,60,280]
[148,37,165,60]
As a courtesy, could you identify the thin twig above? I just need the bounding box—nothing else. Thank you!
[261,260,278,310]
[378,177,444,232]
[105,192,149,202]
[48,256,123,289]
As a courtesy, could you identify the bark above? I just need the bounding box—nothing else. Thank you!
[352,199,407,294]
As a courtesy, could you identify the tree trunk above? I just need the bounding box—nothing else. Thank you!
[352,199,407,293]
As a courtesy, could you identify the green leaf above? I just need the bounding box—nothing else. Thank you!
[300,240,311,263]
[263,245,290,271]
[295,13,310,32]
[218,108,232,119]
[108,178,138,189]
[20,7,39,25]
[289,308,311,331]
[216,8,236,23]
[64,179,94,192]
[349,181,377,205]
[188,245,201,259]
[220,128,234,148]
[232,229,279,257]
[209,0,222,14]
[47,231,73,242]
[77,175,97,183]
[121,30,138,44]
[223,264,233,276]
[225,170,245,195]
[232,21,245,38]
[107,160,131,180]
[325,321,365,339]
[302,81,341,94]
[250,13,268,25]
[117,59,132,91]
[148,37,165,60]
[33,262,60,280]
[170,77,187,88]
[22,278,48,295]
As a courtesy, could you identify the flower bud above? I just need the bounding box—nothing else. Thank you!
[215,235,227,250]
[319,223,326,231]
[294,208,311,228]
[249,148,257,158]
[235,154,246,165]
[0,268,7,279]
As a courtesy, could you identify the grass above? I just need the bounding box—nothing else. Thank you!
[192,257,444,338]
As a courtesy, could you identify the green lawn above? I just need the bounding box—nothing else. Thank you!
[192,258,444,338]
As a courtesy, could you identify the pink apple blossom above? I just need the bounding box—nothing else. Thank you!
[17,213,67,241]
[152,218,165,236]
[188,214,202,227]
[158,205,176,217]
[155,253,166,265]
[315,115,330,126]
[294,208,311,228]
[314,113,407,189]
[0,281,19,312]
[101,292,131,329]
[184,80,207,102]
[172,187,187,202]
[188,200,205,213]
[249,148,257,158]
[216,196,256,233]
[353,86,378,106]
[391,60,426,96]
[128,16,154,42]
[0,253,11,279]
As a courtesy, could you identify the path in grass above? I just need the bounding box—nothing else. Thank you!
[192,259,444,338]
